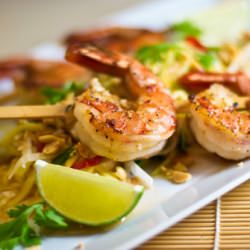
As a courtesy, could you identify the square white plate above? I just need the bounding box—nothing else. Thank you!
[16,0,250,249]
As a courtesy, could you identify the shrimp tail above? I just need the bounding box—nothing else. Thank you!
[65,44,126,77]
[180,71,250,96]
[66,44,176,161]
[64,26,165,54]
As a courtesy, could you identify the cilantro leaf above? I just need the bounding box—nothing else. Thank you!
[0,204,40,250]
[19,223,41,247]
[136,43,179,63]
[170,21,202,40]
[198,51,217,71]
[34,206,67,229]
[0,237,19,250]
[8,204,29,218]
[41,81,84,104]
[0,203,68,250]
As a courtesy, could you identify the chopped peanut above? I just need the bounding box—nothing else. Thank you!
[115,166,127,181]
[173,162,188,172]
[42,140,64,155]
[171,170,192,184]
[161,163,192,184]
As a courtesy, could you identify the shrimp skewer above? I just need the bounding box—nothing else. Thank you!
[190,84,250,160]
[180,71,250,96]
[0,57,90,88]
[64,27,165,54]
[180,43,250,96]
[66,45,176,161]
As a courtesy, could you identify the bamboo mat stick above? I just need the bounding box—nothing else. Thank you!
[138,180,250,250]
[0,103,72,119]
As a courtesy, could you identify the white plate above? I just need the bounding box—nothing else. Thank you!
[16,0,250,249]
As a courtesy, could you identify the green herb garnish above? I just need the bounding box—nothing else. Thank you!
[0,203,68,250]
[198,51,217,71]
[41,81,84,104]
[53,146,74,165]
[136,43,179,63]
[170,20,202,40]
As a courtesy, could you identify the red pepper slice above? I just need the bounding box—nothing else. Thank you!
[72,156,102,170]
[185,36,207,52]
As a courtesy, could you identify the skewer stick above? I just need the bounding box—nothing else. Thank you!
[0,103,73,119]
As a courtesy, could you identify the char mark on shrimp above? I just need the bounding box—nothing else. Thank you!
[65,44,176,161]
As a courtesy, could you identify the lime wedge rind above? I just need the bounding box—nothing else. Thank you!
[35,160,144,226]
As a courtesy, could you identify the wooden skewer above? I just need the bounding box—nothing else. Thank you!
[0,103,73,119]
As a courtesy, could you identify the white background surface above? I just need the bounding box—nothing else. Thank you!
[1,0,246,56]
[0,0,145,56]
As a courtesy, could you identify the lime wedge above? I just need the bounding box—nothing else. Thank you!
[35,160,143,226]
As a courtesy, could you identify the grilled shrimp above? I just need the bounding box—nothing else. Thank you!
[180,44,250,96]
[66,45,176,161]
[0,57,90,88]
[190,84,250,160]
[180,71,250,96]
[64,27,165,54]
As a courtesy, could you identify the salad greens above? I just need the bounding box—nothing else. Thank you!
[136,21,203,65]
[170,20,202,40]
[136,43,180,64]
[41,81,84,104]
[0,203,68,250]
[52,146,74,165]
[197,51,217,71]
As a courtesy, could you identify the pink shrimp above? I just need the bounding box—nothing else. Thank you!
[66,44,176,161]
[180,71,250,96]
[64,26,165,54]
[190,84,250,160]
[0,57,90,88]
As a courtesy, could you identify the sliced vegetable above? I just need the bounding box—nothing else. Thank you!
[185,36,207,51]
[125,161,153,189]
[52,146,74,165]
[136,43,179,63]
[0,121,44,158]
[72,156,102,170]
[197,51,217,70]
[0,203,68,250]
[35,160,144,226]
[170,20,202,40]
[41,81,84,104]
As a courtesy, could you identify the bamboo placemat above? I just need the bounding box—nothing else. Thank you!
[138,180,250,250]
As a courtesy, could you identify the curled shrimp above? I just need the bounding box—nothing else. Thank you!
[190,84,250,160]
[64,26,165,54]
[66,44,176,161]
[180,71,250,96]
[0,57,90,88]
